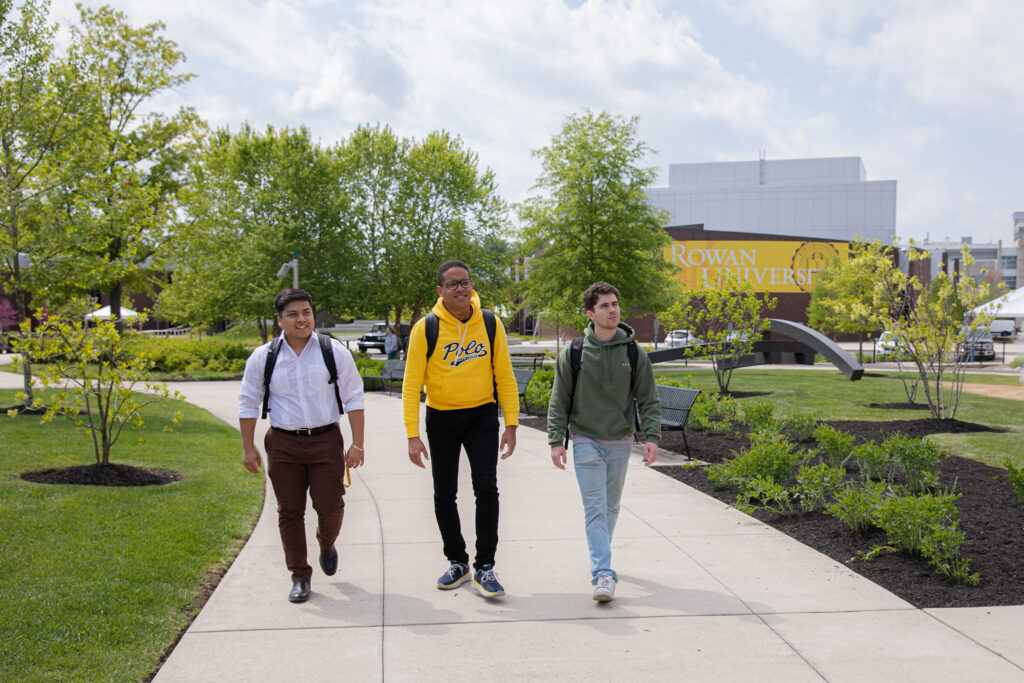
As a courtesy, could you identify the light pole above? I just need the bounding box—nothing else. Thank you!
[277,250,298,288]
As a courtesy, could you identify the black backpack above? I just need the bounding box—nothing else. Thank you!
[563,336,640,448]
[262,334,344,419]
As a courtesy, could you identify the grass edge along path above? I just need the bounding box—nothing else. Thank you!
[0,389,263,682]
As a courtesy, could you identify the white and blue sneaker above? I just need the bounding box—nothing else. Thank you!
[473,564,505,598]
[437,561,471,590]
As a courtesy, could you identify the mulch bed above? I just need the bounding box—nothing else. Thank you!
[518,411,1024,608]
[22,463,182,486]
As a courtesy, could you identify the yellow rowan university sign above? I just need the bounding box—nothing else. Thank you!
[666,240,850,293]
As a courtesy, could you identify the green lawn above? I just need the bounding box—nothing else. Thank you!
[654,368,1024,469]
[0,389,263,682]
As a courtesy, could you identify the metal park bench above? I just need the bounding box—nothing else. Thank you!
[510,352,546,368]
[512,367,536,412]
[364,359,405,395]
[656,385,701,457]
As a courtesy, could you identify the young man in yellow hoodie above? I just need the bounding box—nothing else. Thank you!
[402,259,520,598]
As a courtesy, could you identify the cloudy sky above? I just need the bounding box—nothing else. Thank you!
[50,0,1024,244]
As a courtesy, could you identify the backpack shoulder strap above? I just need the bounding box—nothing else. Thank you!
[626,340,641,432]
[482,309,496,365]
[424,312,439,359]
[626,340,639,388]
[563,337,585,448]
[261,337,283,419]
[318,333,344,415]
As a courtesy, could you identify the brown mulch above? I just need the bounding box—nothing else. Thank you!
[517,411,1024,608]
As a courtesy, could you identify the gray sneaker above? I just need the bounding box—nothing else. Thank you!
[593,574,616,602]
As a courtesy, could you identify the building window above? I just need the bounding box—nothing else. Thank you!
[1005,276,1017,289]
[1002,256,1017,270]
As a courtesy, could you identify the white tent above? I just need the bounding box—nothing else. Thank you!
[969,287,1024,318]
[84,305,139,321]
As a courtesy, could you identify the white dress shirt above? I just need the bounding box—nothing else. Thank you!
[238,332,365,429]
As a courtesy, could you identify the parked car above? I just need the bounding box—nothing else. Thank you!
[725,330,750,344]
[958,329,996,362]
[875,331,902,357]
[986,319,1017,339]
[665,329,700,348]
[358,323,410,354]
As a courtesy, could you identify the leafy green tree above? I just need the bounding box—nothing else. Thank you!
[11,313,184,465]
[162,124,349,341]
[662,271,776,393]
[808,241,900,359]
[339,125,510,326]
[36,4,200,326]
[519,110,675,332]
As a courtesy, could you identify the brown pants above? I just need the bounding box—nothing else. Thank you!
[265,424,346,583]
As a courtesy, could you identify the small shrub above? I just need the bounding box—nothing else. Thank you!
[824,481,888,533]
[1004,459,1024,502]
[735,477,793,515]
[783,412,818,441]
[813,424,856,469]
[851,441,892,483]
[708,430,801,489]
[525,368,554,411]
[690,392,738,434]
[743,400,777,432]
[870,489,978,585]
[884,433,948,492]
[792,463,846,513]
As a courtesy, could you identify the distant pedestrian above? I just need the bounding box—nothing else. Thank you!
[402,259,520,598]
[238,288,366,603]
[547,281,661,602]
[384,325,400,360]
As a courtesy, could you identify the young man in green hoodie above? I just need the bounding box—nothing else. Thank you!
[547,281,661,602]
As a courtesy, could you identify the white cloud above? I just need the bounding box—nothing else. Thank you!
[43,0,1024,242]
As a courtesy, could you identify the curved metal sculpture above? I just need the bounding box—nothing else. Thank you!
[763,319,863,380]
[647,318,863,381]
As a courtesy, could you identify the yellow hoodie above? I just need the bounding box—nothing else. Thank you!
[402,291,519,438]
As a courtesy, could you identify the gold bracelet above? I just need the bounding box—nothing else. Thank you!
[350,444,364,452]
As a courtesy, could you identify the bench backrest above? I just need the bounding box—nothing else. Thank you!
[656,385,701,427]
[512,367,535,395]
[378,358,403,378]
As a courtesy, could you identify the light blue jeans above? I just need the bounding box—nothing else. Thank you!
[572,439,632,584]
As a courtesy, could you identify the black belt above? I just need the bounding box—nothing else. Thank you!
[272,424,336,437]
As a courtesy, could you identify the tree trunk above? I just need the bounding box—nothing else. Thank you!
[110,283,123,333]
[257,318,268,344]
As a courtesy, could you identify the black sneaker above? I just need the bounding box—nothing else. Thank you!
[437,561,471,590]
[473,564,505,598]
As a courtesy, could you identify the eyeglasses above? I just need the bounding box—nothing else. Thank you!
[443,279,472,291]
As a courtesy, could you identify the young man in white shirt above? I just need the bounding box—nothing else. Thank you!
[238,289,366,603]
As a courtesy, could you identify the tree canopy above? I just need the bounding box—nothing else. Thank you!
[519,110,675,331]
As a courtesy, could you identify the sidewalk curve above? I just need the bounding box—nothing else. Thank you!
[6,370,1015,682]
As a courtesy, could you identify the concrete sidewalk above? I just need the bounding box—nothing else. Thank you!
[2,366,1021,681]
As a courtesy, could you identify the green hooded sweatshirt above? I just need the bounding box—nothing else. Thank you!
[546,321,661,446]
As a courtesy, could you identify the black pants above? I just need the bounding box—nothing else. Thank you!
[425,402,499,570]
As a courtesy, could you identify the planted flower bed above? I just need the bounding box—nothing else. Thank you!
[653,403,1024,608]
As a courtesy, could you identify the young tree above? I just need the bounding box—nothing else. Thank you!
[10,313,184,465]
[862,246,992,419]
[519,110,675,332]
[662,272,776,393]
